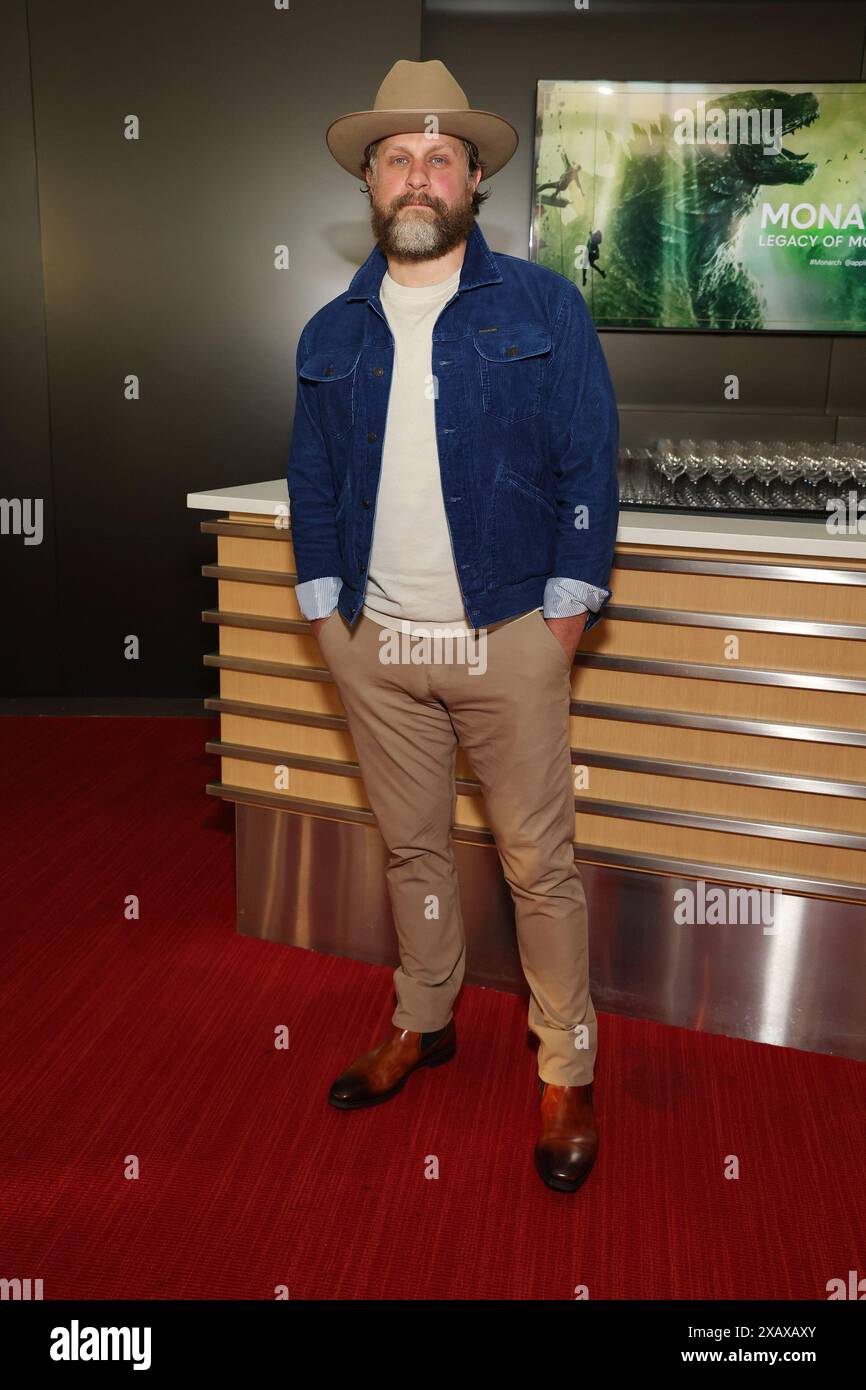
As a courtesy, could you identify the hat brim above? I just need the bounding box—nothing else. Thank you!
[326,108,519,179]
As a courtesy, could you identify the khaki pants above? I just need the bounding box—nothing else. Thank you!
[316,607,596,1086]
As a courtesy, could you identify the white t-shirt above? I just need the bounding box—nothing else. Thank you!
[362,266,538,637]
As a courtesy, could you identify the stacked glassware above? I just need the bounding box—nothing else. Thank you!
[617,441,866,514]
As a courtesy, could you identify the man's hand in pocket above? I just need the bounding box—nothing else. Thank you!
[544,610,588,664]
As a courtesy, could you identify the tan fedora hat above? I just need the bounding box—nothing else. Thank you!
[326,59,518,179]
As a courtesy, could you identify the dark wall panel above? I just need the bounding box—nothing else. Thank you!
[0,1,58,693]
[7,0,420,698]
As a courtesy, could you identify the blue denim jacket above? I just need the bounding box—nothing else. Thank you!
[287,222,620,631]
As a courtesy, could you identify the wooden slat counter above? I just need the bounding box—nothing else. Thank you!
[186,483,866,1061]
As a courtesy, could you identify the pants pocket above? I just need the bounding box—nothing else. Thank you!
[533,609,572,673]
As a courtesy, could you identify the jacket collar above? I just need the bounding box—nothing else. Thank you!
[345,220,503,303]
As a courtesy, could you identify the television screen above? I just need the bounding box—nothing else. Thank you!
[530,80,866,332]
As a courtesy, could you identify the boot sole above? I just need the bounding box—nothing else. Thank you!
[328,1041,457,1110]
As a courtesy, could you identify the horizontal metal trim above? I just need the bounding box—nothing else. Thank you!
[574,651,866,695]
[208,785,866,902]
[577,750,864,800]
[571,797,866,850]
[199,524,866,589]
[202,571,866,636]
[204,697,347,731]
[202,608,308,634]
[202,569,866,635]
[199,527,866,589]
[207,741,478,796]
[208,741,361,778]
[204,613,866,693]
[208,732,865,800]
[576,699,866,746]
[202,564,294,586]
[203,672,866,746]
[208,782,378,829]
[203,653,331,682]
[613,554,866,585]
[207,745,866,846]
[605,604,866,639]
[202,519,290,540]
[572,846,866,904]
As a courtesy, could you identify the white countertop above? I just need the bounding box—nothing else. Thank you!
[187,478,866,560]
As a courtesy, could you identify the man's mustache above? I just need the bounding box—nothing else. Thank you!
[394,195,443,211]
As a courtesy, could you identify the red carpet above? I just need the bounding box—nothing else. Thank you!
[0,715,863,1300]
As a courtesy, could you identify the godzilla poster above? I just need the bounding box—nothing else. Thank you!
[530,80,866,332]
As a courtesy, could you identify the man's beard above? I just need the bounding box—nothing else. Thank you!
[369,188,476,262]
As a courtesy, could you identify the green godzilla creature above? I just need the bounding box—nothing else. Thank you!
[566,89,820,329]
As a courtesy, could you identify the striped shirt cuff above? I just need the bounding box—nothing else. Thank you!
[543,576,609,618]
[294,575,342,620]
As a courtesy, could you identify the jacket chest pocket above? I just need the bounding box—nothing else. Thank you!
[299,346,361,439]
[473,321,551,423]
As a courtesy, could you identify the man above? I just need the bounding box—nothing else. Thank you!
[286,60,620,1193]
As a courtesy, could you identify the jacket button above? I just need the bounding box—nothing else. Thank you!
[367,432,377,443]
[372,366,384,376]
[507,345,517,356]
[324,366,334,375]
[362,498,371,508]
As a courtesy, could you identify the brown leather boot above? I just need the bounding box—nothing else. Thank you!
[328,1019,457,1109]
[534,1079,598,1192]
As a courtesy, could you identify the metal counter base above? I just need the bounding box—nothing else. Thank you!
[232,799,865,1064]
